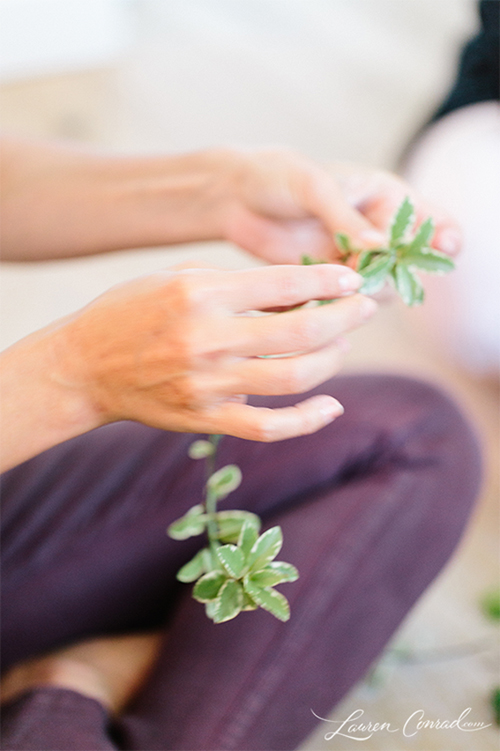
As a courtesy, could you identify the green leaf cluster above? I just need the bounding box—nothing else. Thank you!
[480,588,500,622]
[167,505,261,544]
[356,198,454,306]
[167,439,299,624]
[302,197,455,307]
[176,520,298,623]
[492,686,500,726]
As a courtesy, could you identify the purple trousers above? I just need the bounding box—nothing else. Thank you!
[1,375,481,750]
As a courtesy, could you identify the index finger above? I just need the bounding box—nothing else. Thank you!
[211,264,362,313]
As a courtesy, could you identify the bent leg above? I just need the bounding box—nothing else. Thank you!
[1,375,481,750]
[117,375,481,750]
[2,373,475,669]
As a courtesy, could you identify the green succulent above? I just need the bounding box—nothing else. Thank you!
[167,445,298,624]
[480,588,500,622]
[303,196,455,307]
[491,686,500,727]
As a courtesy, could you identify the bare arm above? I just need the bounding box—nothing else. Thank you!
[0,137,231,260]
[0,137,461,263]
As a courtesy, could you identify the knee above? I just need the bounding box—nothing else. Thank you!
[332,373,482,532]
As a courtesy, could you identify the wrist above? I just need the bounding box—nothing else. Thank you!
[98,147,240,249]
[0,319,101,472]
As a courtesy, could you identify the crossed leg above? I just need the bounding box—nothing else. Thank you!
[1,375,481,750]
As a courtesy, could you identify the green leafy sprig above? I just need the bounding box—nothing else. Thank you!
[480,587,500,726]
[303,196,455,307]
[167,436,298,624]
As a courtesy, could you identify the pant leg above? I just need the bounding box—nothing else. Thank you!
[1,690,116,751]
[114,374,481,751]
[2,372,466,670]
[1,374,481,751]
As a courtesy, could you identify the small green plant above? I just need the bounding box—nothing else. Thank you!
[481,588,500,622]
[303,196,455,306]
[480,587,500,726]
[167,436,298,624]
[491,686,500,727]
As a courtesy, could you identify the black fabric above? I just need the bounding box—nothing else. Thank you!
[431,0,499,123]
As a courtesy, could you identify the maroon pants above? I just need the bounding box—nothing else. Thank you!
[1,375,481,750]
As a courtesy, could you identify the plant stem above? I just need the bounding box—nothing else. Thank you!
[205,488,219,551]
[205,434,222,550]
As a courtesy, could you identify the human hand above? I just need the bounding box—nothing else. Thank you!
[58,264,376,442]
[218,151,461,264]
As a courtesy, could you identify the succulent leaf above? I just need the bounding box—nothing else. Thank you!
[243,579,290,622]
[216,544,246,579]
[167,505,207,540]
[216,510,261,543]
[390,196,415,246]
[408,217,434,253]
[247,526,283,572]
[402,247,455,274]
[176,548,208,582]
[248,561,299,587]
[193,571,227,603]
[207,465,242,500]
[392,264,424,307]
[238,519,260,559]
[212,580,244,623]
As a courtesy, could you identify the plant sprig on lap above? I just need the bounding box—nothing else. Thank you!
[303,196,455,307]
[167,436,298,624]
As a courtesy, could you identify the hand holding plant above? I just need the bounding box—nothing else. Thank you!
[304,196,455,306]
[168,197,456,624]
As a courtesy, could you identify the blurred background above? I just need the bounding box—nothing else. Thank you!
[1,1,498,749]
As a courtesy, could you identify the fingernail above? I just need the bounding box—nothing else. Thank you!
[318,397,344,422]
[359,229,386,246]
[336,336,352,353]
[338,271,363,291]
[361,297,378,319]
[436,228,461,256]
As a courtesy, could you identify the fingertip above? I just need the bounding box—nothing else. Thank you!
[305,394,344,423]
[433,227,462,256]
[358,228,386,248]
[360,296,378,320]
[338,270,363,292]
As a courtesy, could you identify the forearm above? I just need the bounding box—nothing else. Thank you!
[0,320,97,472]
[0,137,232,261]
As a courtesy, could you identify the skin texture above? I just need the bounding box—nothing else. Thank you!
[0,139,461,704]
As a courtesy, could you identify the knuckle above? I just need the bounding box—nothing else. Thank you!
[250,414,279,443]
[289,313,321,351]
[167,274,206,314]
[281,362,309,394]
[170,324,200,365]
[173,373,200,410]
[276,269,303,307]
